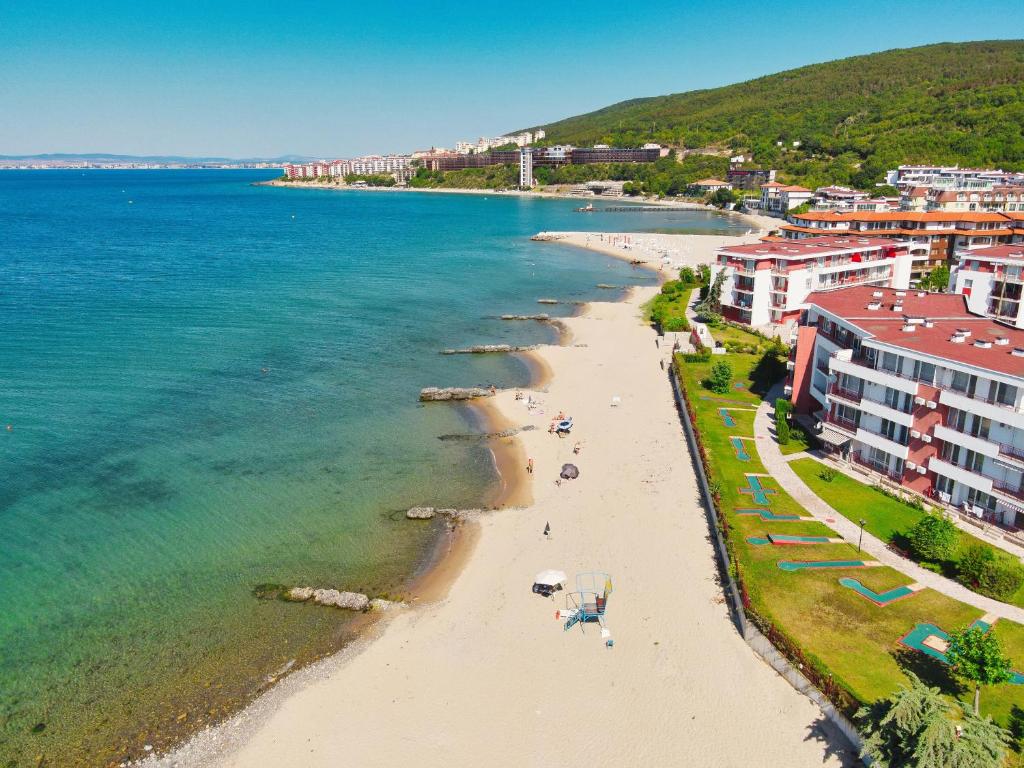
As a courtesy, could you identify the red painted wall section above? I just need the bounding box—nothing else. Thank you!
[791,326,818,414]
[904,384,944,496]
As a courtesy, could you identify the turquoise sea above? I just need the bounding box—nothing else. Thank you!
[0,170,749,765]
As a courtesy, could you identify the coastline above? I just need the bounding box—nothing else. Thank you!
[257,178,779,231]
[148,228,850,767]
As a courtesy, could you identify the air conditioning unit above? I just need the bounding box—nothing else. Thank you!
[914,396,925,405]
[921,434,932,443]
[917,465,927,474]
[910,430,921,439]
[786,360,795,370]
[926,401,937,409]
[906,461,917,470]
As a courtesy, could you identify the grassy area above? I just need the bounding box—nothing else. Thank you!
[790,457,1024,609]
[778,421,816,456]
[645,280,701,333]
[708,323,766,349]
[675,352,1024,731]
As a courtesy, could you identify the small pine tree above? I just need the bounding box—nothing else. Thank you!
[705,361,733,394]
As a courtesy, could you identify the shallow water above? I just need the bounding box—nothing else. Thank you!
[0,171,750,765]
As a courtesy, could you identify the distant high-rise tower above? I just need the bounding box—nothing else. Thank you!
[519,149,534,189]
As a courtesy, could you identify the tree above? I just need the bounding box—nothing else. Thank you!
[775,398,792,445]
[946,626,1013,715]
[705,361,733,394]
[696,269,726,315]
[907,512,958,562]
[923,265,951,292]
[697,264,711,285]
[678,266,696,285]
[858,672,1009,767]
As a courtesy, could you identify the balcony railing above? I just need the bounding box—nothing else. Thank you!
[824,413,859,434]
[826,383,862,404]
[850,450,904,481]
[815,273,892,292]
[999,442,1024,463]
[991,477,1024,502]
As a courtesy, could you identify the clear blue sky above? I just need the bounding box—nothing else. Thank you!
[1,0,1021,158]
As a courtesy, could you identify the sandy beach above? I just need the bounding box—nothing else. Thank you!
[153,269,853,766]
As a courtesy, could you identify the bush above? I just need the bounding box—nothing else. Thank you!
[696,310,723,327]
[662,316,689,332]
[678,266,696,285]
[679,349,711,363]
[959,546,1024,601]
[818,467,837,482]
[907,512,959,562]
[705,361,733,394]
[774,398,792,445]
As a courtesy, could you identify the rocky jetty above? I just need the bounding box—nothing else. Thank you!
[312,589,370,611]
[596,283,618,289]
[441,344,538,355]
[531,232,568,242]
[419,386,493,401]
[405,506,483,521]
[536,299,559,305]
[500,313,550,321]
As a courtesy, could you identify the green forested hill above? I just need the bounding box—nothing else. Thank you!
[522,41,1024,188]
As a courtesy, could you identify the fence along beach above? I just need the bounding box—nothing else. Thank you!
[153,233,851,768]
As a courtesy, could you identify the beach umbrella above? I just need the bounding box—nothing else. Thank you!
[534,570,567,588]
[560,463,579,480]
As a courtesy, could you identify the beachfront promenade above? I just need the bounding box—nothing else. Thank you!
[164,287,852,767]
[753,386,1024,624]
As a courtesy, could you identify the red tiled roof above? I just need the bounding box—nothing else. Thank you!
[719,235,899,257]
[806,287,1024,378]
[958,245,1024,261]
[781,185,812,193]
[760,182,785,188]
[693,178,729,186]
[792,211,1011,223]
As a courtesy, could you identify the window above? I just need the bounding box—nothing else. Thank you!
[912,360,936,385]
[950,370,977,396]
[835,404,859,425]
[993,382,1018,407]
[967,488,997,513]
[882,387,912,413]
[880,418,909,446]
[880,351,901,374]
[935,475,955,495]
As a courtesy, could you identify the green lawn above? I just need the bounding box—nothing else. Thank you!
[675,352,1024,730]
[779,421,816,456]
[790,457,1024,609]
[708,323,766,349]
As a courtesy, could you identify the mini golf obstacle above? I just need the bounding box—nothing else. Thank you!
[839,577,922,606]
[899,619,1024,684]
[718,408,736,427]
[730,437,751,461]
[778,560,880,572]
[736,508,804,521]
[699,396,752,407]
[739,475,776,506]
[747,533,839,546]
[557,572,614,647]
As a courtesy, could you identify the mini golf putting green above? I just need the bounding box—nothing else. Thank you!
[839,577,916,606]
[718,408,736,427]
[898,619,1024,684]
[739,475,776,506]
[735,508,802,521]
[730,437,751,461]
[778,560,869,572]
[748,534,833,546]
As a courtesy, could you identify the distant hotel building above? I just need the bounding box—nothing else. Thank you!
[419,145,663,174]
[726,166,776,190]
[788,286,1024,527]
[760,182,813,215]
[282,155,414,181]
[781,211,1016,283]
[712,235,912,327]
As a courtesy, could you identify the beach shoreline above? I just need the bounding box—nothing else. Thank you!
[256,178,778,231]
[146,225,851,768]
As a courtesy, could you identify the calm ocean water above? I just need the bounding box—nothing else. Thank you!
[0,170,748,765]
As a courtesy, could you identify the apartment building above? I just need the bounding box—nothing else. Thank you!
[949,245,1024,329]
[712,236,912,327]
[789,287,1024,527]
[782,211,1016,282]
[760,182,813,215]
[887,165,1024,191]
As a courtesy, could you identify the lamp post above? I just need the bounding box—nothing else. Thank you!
[858,519,867,553]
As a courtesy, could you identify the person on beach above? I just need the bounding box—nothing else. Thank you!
[573,442,581,455]
[527,457,534,474]
[489,385,497,396]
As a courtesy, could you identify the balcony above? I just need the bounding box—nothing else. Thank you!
[859,395,915,428]
[855,425,911,460]
[928,456,993,495]
[823,413,858,438]
[939,389,1024,431]
[826,382,862,406]
[815,273,893,292]
[829,354,920,396]
[992,477,1024,504]
[998,442,1024,469]
[850,450,904,482]
[932,423,999,458]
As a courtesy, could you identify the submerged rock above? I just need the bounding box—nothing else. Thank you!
[312,589,369,611]
[285,587,314,602]
[500,313,550,321]
[441,344,537,355]
[419,387,493,401]
[369,598,398,612]
[406,506,435,519]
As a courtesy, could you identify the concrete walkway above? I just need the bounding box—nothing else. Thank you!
[754,385,1024,624]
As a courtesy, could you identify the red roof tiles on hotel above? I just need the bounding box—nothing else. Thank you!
[806,287,1024,378]
[719,235,898,257]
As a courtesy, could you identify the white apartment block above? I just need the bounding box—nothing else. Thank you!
[789,287,1024,528]
[712,236,912,327]
[950,245,1024,329]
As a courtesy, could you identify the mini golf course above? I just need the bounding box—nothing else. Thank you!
[899,619,1024,684]
[778,560,873,571]
[839,577,919,606]
[729,437,751,461]
[735,508,802,521]
[739,475,776,505]
[748,534,835,546]
[718,408,736,427]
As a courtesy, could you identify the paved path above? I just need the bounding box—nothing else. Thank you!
[754,385,1024,625]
